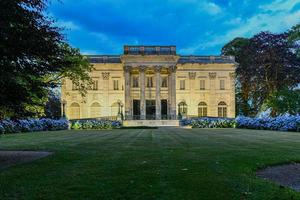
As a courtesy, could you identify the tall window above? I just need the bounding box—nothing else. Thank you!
[133,76,139,87]
[90,102,101,118]
[220,80,225,90]
[180,80,185,90]
[161,77,168,87]
[92,80,98,90]
[113,80,119,90]
[69,102,80,119]
[200,80,205,90]
[198,102,207,117]
[178,102,187,116]
[147,77,153,87]
[218,101,227,117]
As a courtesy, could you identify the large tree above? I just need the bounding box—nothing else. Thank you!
[0,0,92,119]
[222,29,300,116]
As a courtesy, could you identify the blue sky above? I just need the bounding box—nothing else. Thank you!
[47,0,300,55]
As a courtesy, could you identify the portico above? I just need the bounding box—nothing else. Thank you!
[123,64,177,120]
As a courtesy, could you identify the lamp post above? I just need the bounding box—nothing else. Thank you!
[117,100,124,121]
[62,100,67,118]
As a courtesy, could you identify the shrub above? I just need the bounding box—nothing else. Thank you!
[236,115,300,132]
[181,117,236,128]
[70,119,121,130]
[0,118,68,134]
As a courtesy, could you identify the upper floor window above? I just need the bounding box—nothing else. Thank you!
[92,80,98,90]
[200,80,205,90]
[180,80,185,90]
[132,76,139,88]
[161,77,168,87]
[220,80,225,90]
[113,80,119,90]
[147,77,153,87]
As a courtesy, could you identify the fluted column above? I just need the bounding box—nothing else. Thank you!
[124,66,132,119]
[139,66,146,120]
[209,72,217,117]
[170,66,177,119]
[155,66,162,120]
[229,72,236,118]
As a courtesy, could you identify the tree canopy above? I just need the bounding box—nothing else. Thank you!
[0,0,93,119]
[222,25,300,117]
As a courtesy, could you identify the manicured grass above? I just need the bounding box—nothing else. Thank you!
[1,128,300,200]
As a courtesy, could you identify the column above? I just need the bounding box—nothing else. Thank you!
[168,73,172,118]
[170,66,177,119]
[124,66,131,119]
[209,72,217,117]
[139,66,146,120]
[229,72,236,118]
[155,66,162,120]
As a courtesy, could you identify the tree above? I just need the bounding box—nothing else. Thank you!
[44,90,61,119]
[0,0,92,119]
[222,31,300,117]
[265,88,300,116]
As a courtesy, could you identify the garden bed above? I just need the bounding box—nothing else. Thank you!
[257,163,300,192]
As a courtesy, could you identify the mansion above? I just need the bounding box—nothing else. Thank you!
[61,45,236,120]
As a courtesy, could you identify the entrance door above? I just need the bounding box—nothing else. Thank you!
[146,100,156,119]
[133,100,140,120]
[161,99,168,119]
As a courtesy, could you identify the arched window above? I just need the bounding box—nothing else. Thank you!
[111,102,119,117]
[218,101,227,118]
[69,102,80,119]
[90,102,101,118]
[198,102,207,117]
[178,102,187,116]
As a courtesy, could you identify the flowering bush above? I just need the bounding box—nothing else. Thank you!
[236,115,300,132]
[181,117,236,128]
[70,119,121,130]
[0,119,68,134]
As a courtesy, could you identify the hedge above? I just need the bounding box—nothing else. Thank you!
[70,119,121,130]
[0,118,69,134]
[181,117,236,128]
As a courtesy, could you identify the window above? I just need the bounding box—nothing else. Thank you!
[220,80,225,90]
[218,101,227,117]
[180,80,185,90]
[132,76,139,88]
[147,77,153,87]
[200,80,205,90]
[92,80,98,90]
[90,102,101,118]
[198,102,207,117]
[69,102,80,119]
[178,102,187,116]
[113,80,119,90]
[161,77,168,87]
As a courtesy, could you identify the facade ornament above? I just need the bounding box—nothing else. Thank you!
[102,72,110,80]
[189,72,196,80]
[209,72,217,79]
[229,72,236,79]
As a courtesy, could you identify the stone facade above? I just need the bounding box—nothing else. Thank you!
[61,45,236,120]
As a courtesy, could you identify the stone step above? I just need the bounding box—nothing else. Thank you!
[123,120,180,127]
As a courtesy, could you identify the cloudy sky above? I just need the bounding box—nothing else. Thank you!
[47,0,300,55]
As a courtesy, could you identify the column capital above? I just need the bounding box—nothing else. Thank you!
[189,72,196,80]
[168,65,177,73]
[154,65,163,73]
[139,65,148,72]
[123,65,132,72]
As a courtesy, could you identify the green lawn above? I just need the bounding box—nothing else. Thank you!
[1,128,300,200]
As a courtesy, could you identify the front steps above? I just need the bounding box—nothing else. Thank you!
[123,120,180,127]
